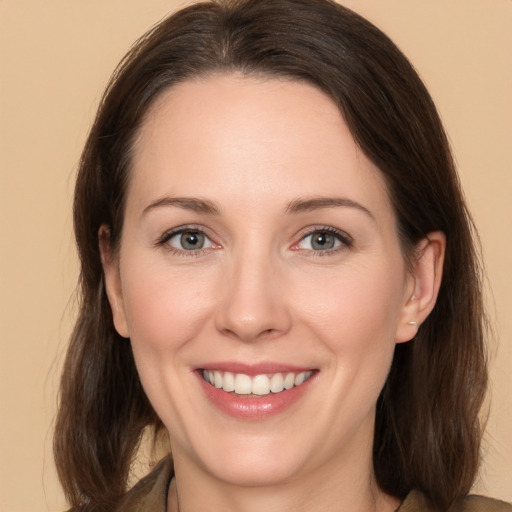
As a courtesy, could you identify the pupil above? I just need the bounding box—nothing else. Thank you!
[312,232,334,250]
[181,231,204,250]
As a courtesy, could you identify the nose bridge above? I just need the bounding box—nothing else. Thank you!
[216,239,290,342]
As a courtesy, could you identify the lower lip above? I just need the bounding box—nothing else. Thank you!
[197,372,316,420]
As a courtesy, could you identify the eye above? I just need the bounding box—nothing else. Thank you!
[164,229,214,252]
[295,228,352,252]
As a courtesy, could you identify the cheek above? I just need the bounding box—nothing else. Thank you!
[119,258,217,356]
[291,257,406,421]
[118,259,220,429]
[295,259,406,350]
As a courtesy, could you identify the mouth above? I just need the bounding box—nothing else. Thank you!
[197,365,318,419]
[200,369,315,396]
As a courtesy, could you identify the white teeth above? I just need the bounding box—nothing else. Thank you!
[202,369,313,395]
[252,375,271,395]
[222,372,235,392]
[270,373,284,393]
[294,371,306,386]
[284,372,295,390]
[234,374,252,394]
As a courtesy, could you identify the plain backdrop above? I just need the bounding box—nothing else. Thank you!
[1,1,511,510]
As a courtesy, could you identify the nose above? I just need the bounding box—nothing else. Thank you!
[215,250,292,343]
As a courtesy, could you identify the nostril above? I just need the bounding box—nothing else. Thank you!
[219,326,282,342]
[214,283,293,342]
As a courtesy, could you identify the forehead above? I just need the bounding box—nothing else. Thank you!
[128,74,392,220]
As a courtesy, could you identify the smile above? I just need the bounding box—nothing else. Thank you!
[201,370,314,396]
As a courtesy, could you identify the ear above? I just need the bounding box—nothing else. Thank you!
[98,224,129,338]
[395,231,446,343]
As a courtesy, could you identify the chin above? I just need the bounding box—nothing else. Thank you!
[178,429,311,488]
[204,453,305,488]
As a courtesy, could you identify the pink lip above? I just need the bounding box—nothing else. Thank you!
[195,366,317,420]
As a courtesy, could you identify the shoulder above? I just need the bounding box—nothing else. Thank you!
[399,490,512,512]
[456,496,512,512]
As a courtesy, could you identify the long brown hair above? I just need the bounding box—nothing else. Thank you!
[54,1,488,510]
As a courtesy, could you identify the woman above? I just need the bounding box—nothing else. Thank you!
[53,1,510,511]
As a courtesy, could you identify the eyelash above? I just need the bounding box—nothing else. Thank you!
[292,226,353,256]
[154,225,353,257]
[155,225,217,257]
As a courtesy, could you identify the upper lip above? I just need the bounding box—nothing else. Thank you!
[197,361,316,376]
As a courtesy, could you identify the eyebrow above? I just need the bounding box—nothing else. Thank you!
[285,197,375,220]
[142,197,221,216]
[142,195,374,220]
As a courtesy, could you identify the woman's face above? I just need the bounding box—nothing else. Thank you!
[104,75,421,487]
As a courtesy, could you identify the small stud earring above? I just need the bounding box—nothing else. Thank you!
[407,321,418,327]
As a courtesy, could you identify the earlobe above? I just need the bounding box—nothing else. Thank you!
[396,231,446,343]
[98,225,130,338]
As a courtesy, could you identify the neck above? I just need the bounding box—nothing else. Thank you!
[167,439,400,512]
[168,477,399,512]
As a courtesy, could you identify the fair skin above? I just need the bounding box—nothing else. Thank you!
[101,75,445,512]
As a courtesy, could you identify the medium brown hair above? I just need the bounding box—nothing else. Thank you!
[54,1,488,510]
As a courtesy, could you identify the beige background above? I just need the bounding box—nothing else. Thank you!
[1,1,510,510]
